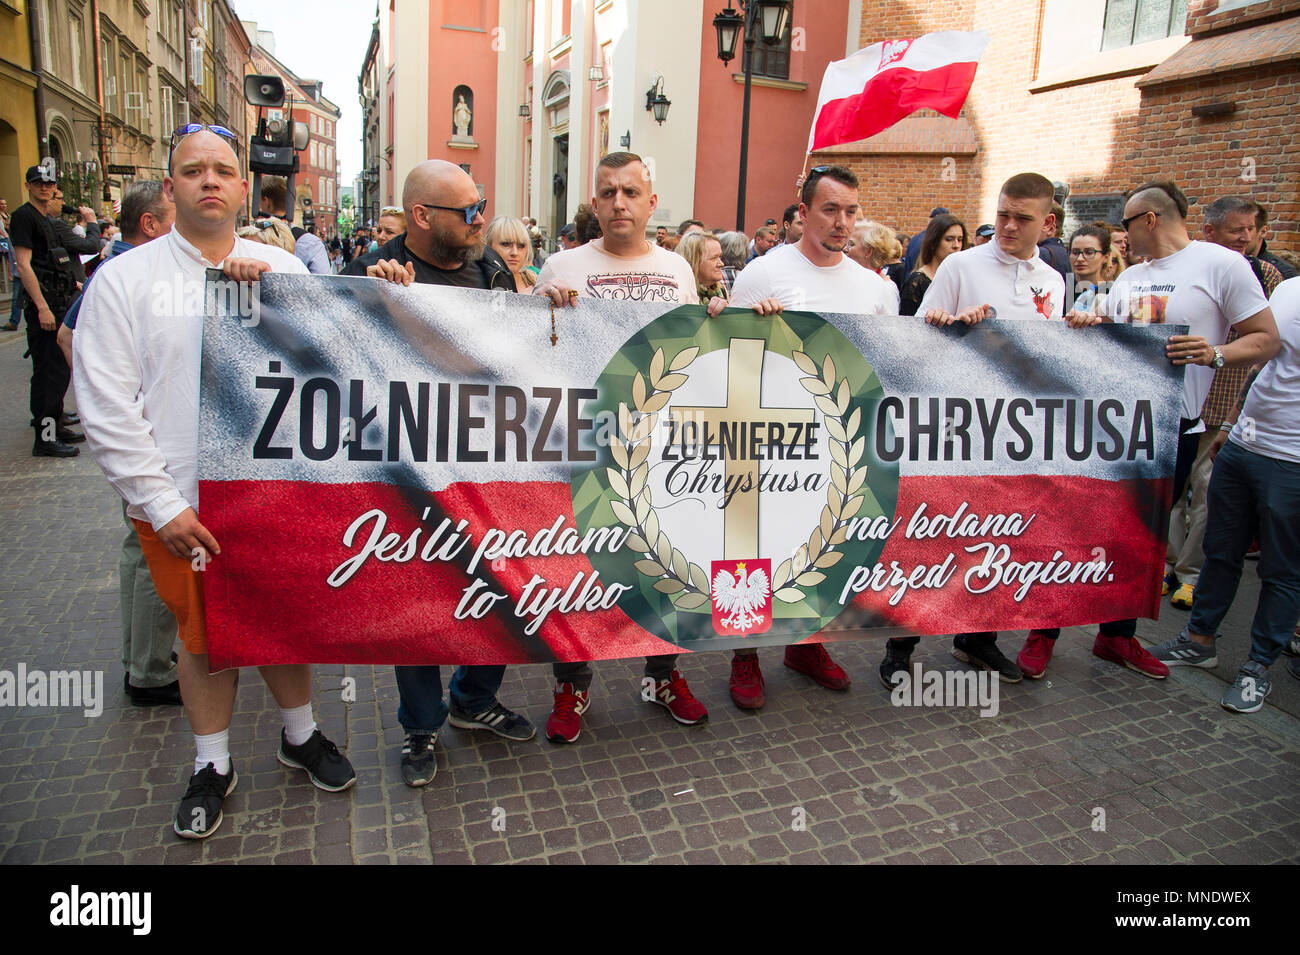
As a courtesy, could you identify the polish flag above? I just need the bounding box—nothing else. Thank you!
[807,31,990,153]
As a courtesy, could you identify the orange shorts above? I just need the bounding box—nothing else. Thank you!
[133,518,207,654]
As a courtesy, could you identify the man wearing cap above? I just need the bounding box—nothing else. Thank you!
[903,207,948,273]
[973,224,995,246]
[558,222,580,250]
[10,164,101,457]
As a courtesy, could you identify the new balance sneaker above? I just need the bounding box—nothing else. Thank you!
[448,702,537,741]
[1221,661,1270,713]
[878,644,912,691]
[1288,658,1300,683]
[784,643,851,690]
[1016,630,1057,680]
[1283,627,1299,658]
[729,654,765,709]
[650,670,708,725]
[1169,583,1194,610]
[1150,626,1218,668]
[277,729,357,792]
[952,634,1023,682]
[400,733,437,787]
[1092,633,1168,679]
[1162,571,1177,596]
[174,762,237,840]
[546,682,590,743]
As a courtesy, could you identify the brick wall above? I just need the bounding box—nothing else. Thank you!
[823,0,1298,254]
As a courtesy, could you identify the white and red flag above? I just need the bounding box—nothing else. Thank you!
[807,30,990,152]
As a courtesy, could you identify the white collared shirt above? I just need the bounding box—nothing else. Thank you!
[73,228,307,529]
[919,240,1065,321]
[729,242,899,314]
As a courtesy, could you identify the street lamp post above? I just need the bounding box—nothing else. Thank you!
[713,0,792,231]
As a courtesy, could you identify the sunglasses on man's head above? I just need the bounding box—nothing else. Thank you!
[167,124,239,172]
[414,198,488,224]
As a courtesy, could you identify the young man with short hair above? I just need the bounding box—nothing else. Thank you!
[724,163,898,709]
[75,128,356,838]
[882,173,1067,686]
[533,152,713,742]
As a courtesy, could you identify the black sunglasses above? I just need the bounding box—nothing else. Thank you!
[1121,210,1159,231]
[415,199,488,224]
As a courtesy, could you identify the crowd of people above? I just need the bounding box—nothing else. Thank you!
[4,125,1297,843]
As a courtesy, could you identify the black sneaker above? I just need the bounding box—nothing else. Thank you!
[174,762,237,840]
[447,701,537,741]
[400,733,437,787]
[952,634,1023,683]
[277,729,357,792]
[878,646,912,690]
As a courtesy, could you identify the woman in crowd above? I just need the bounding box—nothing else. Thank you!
[374,207,407,245]
[236,217,296,253]
[1067,222,1112,315]
[718,231,749,293]
[676,231,728,314]
[485,215,538,291]
[846,220,906,292]
[898,213,966,315]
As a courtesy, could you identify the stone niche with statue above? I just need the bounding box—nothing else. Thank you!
[449,85,477,150]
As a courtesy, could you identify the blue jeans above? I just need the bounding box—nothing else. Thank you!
[395,665,505,735]
[1189,440,1300,667]
[7,286,25,327]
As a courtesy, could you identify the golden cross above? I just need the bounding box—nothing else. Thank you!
[672,338,815,559]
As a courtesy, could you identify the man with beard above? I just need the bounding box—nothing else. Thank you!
[344,160,532,787]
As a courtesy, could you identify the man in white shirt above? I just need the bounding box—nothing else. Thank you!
[726,164,894,708]
[1064,180,1277,682]
[1151,277,1295,711]
[74,128,356,840]
[532,152,719,742]
[885,173,1067,687]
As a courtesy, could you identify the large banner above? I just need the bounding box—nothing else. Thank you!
[198,274,1184,670]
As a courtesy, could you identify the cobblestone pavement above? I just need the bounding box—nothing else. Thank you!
[1,328,1297,864]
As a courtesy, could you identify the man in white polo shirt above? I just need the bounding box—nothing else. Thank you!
[724,163,896,709]
[880,173,1067,687]
[74,127,356,840]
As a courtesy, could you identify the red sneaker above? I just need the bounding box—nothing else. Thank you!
[783,643,851,690]
[729,653,765,709]
[545,682,590,743]
[1017,631,1056,679]
[1092,633,1168,680]
[650,671,708,725]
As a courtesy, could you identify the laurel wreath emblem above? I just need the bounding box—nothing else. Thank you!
[605,344,868,612]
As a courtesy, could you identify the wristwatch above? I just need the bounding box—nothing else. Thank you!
[1211,346,1225,369]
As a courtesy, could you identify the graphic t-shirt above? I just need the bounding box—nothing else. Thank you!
[729,242,899,314]
[536,238,699,304]
[1104,240,1269,420]
[919,239,1065,322]
[1230,276,1300,464]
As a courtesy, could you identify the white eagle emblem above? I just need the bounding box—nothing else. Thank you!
[711,562,771,634]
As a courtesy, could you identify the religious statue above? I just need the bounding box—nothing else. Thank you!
[453,95,472,138]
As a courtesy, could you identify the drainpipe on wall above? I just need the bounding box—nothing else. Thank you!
[27,0,49,153]
[90,0,110,201]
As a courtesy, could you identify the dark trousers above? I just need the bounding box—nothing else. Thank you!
[26,309,69,437]
[553,655,677,692]
[1188,441,1300,667]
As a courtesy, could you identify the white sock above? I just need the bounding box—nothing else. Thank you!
[194,730,231,775]
[281,703,317,746]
